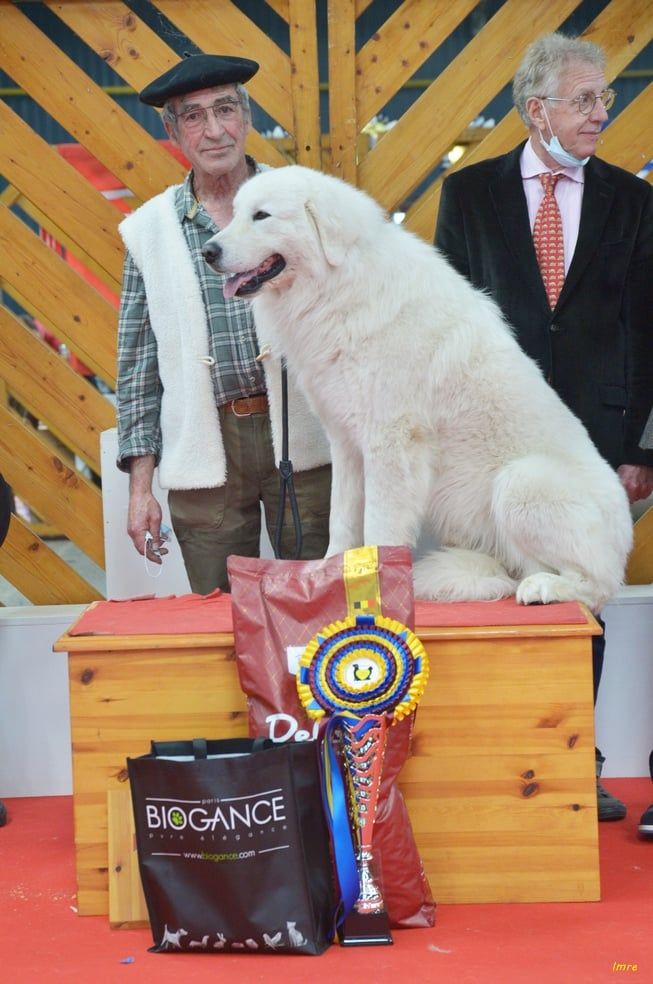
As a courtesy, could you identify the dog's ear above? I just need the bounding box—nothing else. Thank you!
[305,199,349,267]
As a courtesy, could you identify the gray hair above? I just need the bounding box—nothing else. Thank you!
[512,32,606,126]
[162,81,252,132]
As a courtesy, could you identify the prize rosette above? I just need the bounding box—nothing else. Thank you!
[297,613,429,723]
[296,613,429,946]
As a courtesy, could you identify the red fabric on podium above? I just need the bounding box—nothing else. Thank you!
[68,589,233,636]
[68,591,586,637]
[414,597,585,626]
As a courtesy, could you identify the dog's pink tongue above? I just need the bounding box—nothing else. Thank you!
[223,272,251,299]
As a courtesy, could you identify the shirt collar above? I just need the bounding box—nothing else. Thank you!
[180,172,198,220]
[521,137,585,184]
[179,155,261,220]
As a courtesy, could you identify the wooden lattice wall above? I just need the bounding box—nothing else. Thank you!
[0,0,651,604]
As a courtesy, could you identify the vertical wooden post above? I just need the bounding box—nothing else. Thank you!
[289,0,321,169]
[327,0,358,183]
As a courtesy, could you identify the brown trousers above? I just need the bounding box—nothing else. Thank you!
[168,407,331,593]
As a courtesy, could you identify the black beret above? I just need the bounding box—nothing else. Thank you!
[139,54,259,107]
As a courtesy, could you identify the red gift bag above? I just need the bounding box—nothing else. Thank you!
[228,547,435,929]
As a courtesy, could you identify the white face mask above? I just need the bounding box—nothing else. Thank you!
[538,102,590,168]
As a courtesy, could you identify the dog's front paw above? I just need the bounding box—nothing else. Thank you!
[516,572,570,606]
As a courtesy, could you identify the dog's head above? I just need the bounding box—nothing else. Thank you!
[202,165,383,298]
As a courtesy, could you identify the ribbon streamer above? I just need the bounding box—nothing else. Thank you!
[320,715,360,927]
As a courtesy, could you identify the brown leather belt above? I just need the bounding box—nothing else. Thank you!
[222,394,269,416]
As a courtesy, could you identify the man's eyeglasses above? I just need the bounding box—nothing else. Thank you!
[176,98,242,132]
[540,88,616,115]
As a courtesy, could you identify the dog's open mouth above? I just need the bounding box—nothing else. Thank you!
[223,254,286,298]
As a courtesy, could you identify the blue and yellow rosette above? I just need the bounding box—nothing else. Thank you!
[297,612,429,724]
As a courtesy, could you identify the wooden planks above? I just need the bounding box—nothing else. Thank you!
[0,3,187,201]
[0,514,102,604]
[107,787,148,928]
[0,407,105,567]
[288,0,321,170]
[63,640,246,915]
[56,613,599,917]
[360,0,580,212]
[0,307,115,474]
[0,101,125,286]
[327,0,358,182]
[598,83,653,174]
[356,0,477,127]
[410,634,598,903]
[0,206,117,385]
[45,0,181,83]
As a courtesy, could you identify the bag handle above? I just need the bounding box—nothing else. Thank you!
[149,737,272,759]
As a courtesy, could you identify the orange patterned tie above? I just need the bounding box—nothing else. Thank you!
[533,172,564,309]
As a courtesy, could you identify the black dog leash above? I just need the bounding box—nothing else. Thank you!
[273,360,303,559]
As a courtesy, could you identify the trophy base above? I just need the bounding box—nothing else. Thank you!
[339,909,393,947]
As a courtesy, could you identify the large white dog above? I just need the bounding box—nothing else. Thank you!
[203,165,632,612]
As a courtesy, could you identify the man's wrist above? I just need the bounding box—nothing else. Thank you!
[127,454,156,494]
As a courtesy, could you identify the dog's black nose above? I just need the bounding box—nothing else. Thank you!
[202,242,221,266]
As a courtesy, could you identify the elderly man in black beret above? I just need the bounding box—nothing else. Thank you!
[116,55,331,593]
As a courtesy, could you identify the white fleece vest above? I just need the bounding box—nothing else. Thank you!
[119,186,330,490]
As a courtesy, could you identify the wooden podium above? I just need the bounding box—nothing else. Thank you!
[54,601,601,919]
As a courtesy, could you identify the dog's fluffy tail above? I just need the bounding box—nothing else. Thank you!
[413,547,517,601]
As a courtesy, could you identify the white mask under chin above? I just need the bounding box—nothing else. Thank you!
[538,102,590,168]
[539,130,590,168]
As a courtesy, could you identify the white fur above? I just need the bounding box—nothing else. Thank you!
[205,165,633,612]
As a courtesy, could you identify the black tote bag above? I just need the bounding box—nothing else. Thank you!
[127,737,336,955]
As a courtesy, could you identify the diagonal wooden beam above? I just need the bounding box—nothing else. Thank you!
[357,0,477,127]
[0,306,115,474]
[0,205,117,386]
[154,0,294,149]
[0,100,124,285]
[0,4,186,201]
[0,513,103,605]
[360,0,581,211]
[598,82,653,174]
[0,407,104,567]
[46,0,287,169]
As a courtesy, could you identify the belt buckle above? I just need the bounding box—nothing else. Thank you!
[231,398,251,417]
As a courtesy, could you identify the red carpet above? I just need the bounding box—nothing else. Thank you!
[2,781,652,983]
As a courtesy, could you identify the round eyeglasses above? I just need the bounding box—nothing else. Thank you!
[176,97,243,132]
[540,88,616,115]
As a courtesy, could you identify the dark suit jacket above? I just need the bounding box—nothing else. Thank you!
[435,143,653,470]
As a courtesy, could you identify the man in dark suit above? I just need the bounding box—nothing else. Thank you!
[436,32,653,821]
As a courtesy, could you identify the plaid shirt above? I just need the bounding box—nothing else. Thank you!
[116,165,266,467]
